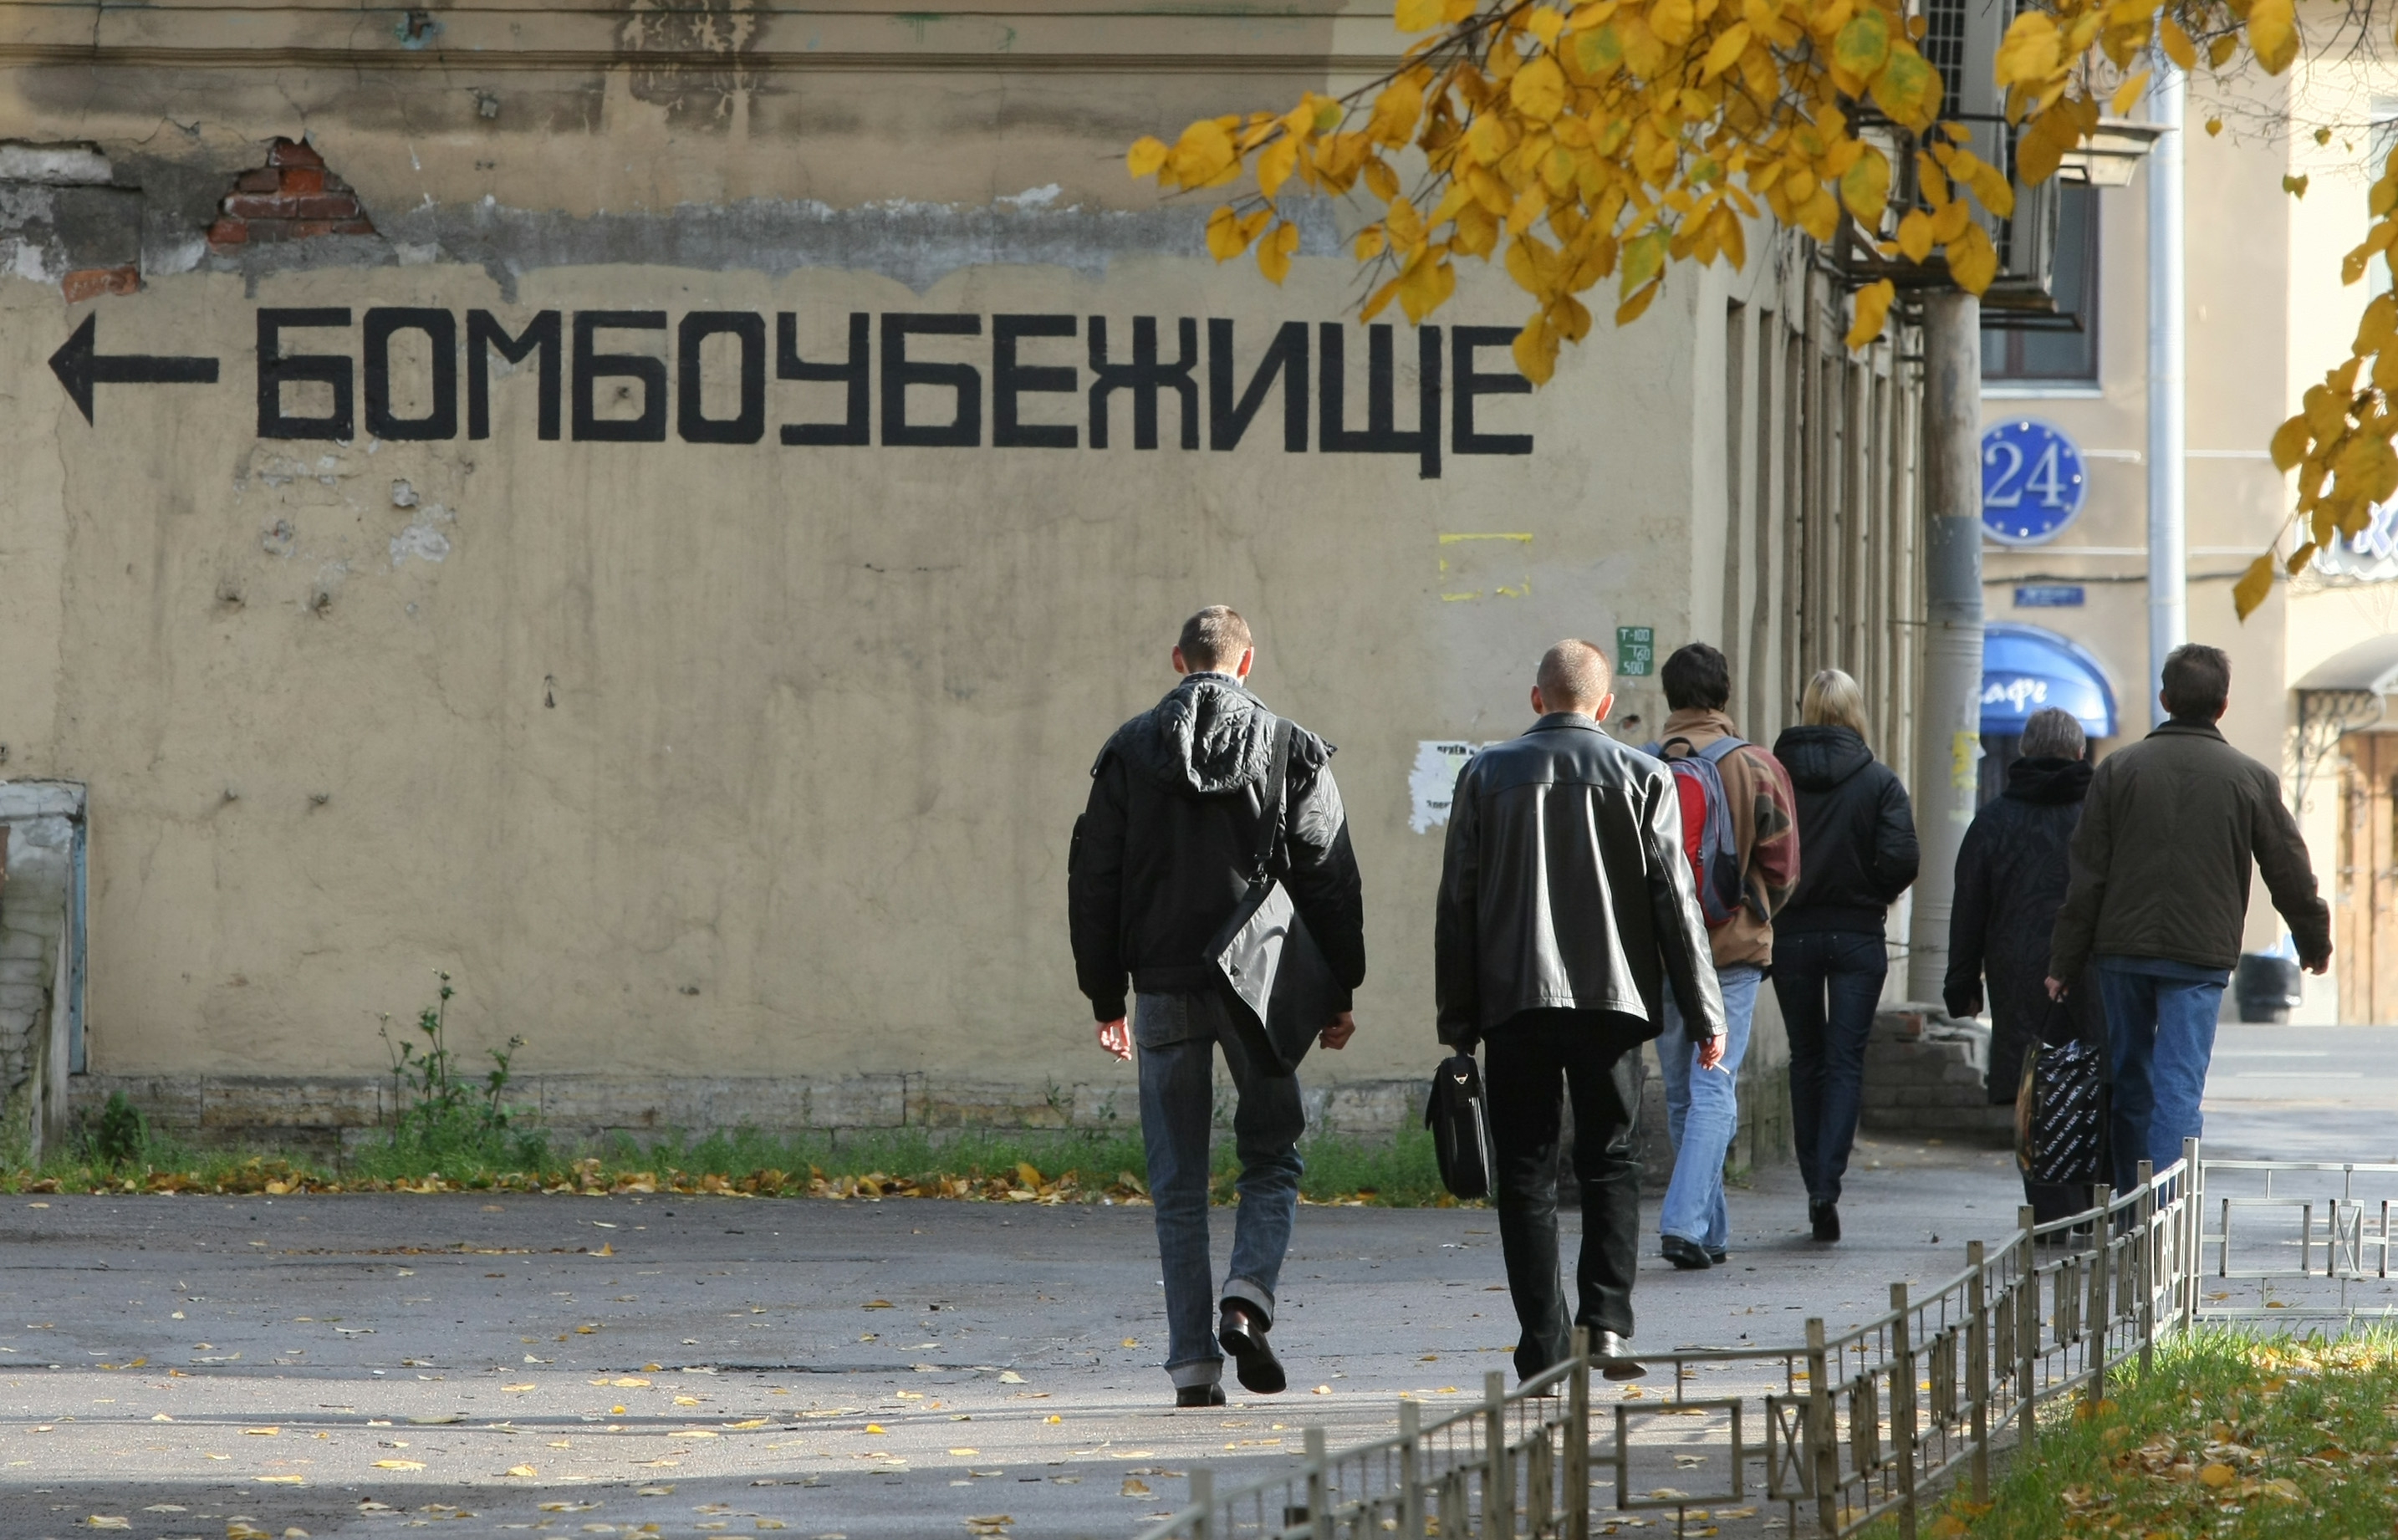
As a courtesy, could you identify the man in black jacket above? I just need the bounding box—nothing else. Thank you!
[1069,606,1365,1408]
[1436,640,1724,1383]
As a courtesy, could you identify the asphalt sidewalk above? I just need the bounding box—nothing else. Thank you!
[0,1128,2029,1540]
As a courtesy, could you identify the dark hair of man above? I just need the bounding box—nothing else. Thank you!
[2160,643,2232,721]
[1178,605,1253,672]
[1536,639,1613,710]
[1659,642,1731,711]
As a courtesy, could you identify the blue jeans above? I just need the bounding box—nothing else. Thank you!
[1135,992,1306,1390]
[2094,956,2229,1194]
[1769,931,1888,1206]
[1658,965,1763,1254]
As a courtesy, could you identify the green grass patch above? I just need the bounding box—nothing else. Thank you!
[3,1118,1466,1207]
[1898,1328,2398,1540]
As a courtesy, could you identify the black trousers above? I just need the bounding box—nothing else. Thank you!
[1482,1010,1647,1381]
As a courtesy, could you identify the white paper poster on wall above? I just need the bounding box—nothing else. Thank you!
[1409,740,1501,834]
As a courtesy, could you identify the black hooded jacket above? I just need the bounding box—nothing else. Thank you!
[1770,725,1920,935]
[1068,674,1365,1022]
[1945,755,2106,1101]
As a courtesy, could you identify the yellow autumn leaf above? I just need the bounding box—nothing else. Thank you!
[2110,70,2149,117]
[1701,23,1752,79]
[1257,222,1301,284]
[2283,174,2309,200]
[1832,9,1890,78]
[1616,279,1662,324]
[2160,17,2196,69]
[2272,416,2315,472]
[1870,49,1941,127]
[507,1464,538,1477]
[1394,0,1446,31]
[2287,540,2319,574]
[1127,136,1170,179]
[1993,12,2062,85]
[1169,120,1237,188]
[2199,1461,2239,1488]
[1945,222,1998,293]
[2209,33,2238,66]
[1396,251,1457,323]
[1839,146,1890,225]
[2248,0,2299,73]
[1205,207,1247,263]
[374,1459,426,1471]
[1509,56,1567,121]
[1257,136,1299,199]
[1844,278,1895,351]
[2205,116,2223,136]
[1895,209,1936,263]
[1651,0,1696,46]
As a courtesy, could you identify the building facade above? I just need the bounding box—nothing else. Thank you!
[0,0,1929,1151]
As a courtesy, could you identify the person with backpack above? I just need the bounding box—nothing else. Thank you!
[1769,669,1919,1243]
[1646,644,1799,1271]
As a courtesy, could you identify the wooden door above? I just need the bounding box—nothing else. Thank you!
[2336,732,2398,1024]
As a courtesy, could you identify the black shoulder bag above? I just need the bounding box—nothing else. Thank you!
[1208,717,1343,1077]
[1424,1052,1493,1201]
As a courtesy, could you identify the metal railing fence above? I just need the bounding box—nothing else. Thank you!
[1132,1139,2395,1540]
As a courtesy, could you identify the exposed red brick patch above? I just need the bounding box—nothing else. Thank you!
[61,265,140,303]
[207,138,375,252]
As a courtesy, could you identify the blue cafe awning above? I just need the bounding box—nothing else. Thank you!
[1982,623,2118,738]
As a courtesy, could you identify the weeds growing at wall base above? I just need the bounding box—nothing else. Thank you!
[1885,1328,2398,1540]
[13,1120,1460,1206]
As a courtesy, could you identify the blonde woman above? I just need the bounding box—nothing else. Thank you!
[1768,670,1919,1243]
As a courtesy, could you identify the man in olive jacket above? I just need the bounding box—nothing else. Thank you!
[2047,645,2329,1191]
[1436,640,1724,1384]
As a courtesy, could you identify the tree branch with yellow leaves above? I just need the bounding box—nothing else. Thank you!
[1131,0,2359,620]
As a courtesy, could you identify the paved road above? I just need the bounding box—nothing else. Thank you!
[2200,1022,2398,1162]
[0,1136,2026,1540]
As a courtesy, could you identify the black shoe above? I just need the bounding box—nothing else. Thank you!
[1707,1249,1729,1266]
[1175,1383,1227,1408]
[1217,1303,1287,1395]
[1661,1235,1713,1271]
[1593,1329,1647,1382]
[1810,1201,1840,1242]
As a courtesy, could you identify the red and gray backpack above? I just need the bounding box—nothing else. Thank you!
[1644,735,1752,930]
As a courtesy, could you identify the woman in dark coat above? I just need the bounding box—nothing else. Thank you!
[1770,669,1919,1244]
[1944,706,2107,1219]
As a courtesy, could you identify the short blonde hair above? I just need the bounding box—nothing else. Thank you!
[1800,668,1870,738]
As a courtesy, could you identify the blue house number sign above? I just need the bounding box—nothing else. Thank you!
[1981,418,2089,544]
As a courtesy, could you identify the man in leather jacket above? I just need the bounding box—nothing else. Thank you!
[1435,639,1724,1383]
[1069,605,1365,1408]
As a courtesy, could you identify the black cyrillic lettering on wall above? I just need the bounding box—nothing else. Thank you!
[1452,327,1533,456]
[257,309,354,441]
[1089,317,1198,451]
[362,308,457,442]
[1319,323,1442,480]
[467,310,561,441]
[677,312,766,446]
[992,315,1079,449]
[880,314,982,448]
[778,312,870,446]
[573,311,668,442]
[1207,320,1308,453]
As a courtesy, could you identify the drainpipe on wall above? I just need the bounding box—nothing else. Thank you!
[2146,64,2188,720]
[1906,291,1987,1004]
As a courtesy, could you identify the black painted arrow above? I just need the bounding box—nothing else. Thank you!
[48,313,221,425]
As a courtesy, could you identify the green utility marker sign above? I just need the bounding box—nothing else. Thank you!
[1615,625,1656,677]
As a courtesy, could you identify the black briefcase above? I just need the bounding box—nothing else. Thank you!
[1209,718,1343,1077]
[1424,1053,1494,1201]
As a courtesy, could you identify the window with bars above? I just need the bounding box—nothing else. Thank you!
[1982,182,2099,381]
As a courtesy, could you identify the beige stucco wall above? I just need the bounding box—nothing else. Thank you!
[0,3,1824,1113]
